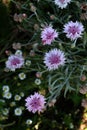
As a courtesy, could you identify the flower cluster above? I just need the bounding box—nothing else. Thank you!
[0,0,87,129]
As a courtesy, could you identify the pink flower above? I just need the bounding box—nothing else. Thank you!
[41,25,58,45]
[25,92,46,113]
[6,55,24,71]
[63,21,84,41]
[44,48,65,70]
[54,0,71,9]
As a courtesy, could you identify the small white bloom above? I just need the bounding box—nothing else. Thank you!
[14,95,21,101]
[15,50,22,56]
[25,60,31,66]
[14,108,22,116]
[2,85,9,93]
[69,123,74,129]
[20,92,25,97]
[3,92,12,99]
[35,79,41,85]
[2,108,9,116]
[26,119,32,125]
[54,0,71,9]
[18,72,26,80]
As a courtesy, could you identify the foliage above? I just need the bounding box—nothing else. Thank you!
[0,0,87,129]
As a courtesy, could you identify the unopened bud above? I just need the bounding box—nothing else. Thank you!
[36,72,42,78]
[29,50,35,56]
[50,15,55,20]
[30,5,36,12]
[34,24,39,30]
[80,75,86,81]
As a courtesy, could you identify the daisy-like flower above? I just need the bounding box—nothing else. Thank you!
[3,92,12,99]
[14,107,22,116]
[14,95,21,101]
[6,54,24,71]
[25,92,46,113]
[63,21,84,41]
[2,85,9,93]
[2,108,9,116]
[26,119,32,125]
[54,0,71,9]
[44,48,65,70]
[15,50,22,56]
[18,72,26,80]
[25,60,31,66]
[35,79,41,85]
[41,25,58,45]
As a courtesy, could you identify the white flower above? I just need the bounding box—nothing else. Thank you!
[25,60,31,66]
[2,108,9,116]
[69,123,74,129]
[26,119,32,125]
[14,95,21,101]
[18,72,26,80]
[14,108,22,116]
[2,85,9,93]
[3,92,12,99]
[54,0,71,9]
[15,50,22,56]
[35,79,41,85]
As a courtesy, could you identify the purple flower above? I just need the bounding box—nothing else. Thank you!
[41,25,58,45]
[44,48,65,70]
[25,92,46,113]
[6,55,24,71]
[63,21,84,41]
[54,0,71,9]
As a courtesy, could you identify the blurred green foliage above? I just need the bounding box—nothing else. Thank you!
[0,2,11,39]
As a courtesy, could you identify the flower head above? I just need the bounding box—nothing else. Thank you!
[35,79,41,85]
[14,95,21,101]
[26,119,32,125]
[25,92,46,113]
[6,55,24,71]
[15,50,22,56]
[3,92,12,99]
[2,108,9,116]
[2,85,9,93]
[18,72,26,80]
[14,107,22,116]
[25,60,31,66]
[54,0,71,9]
[44,48,65,70]
[63,21,84,41]
[41,25,58,45]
